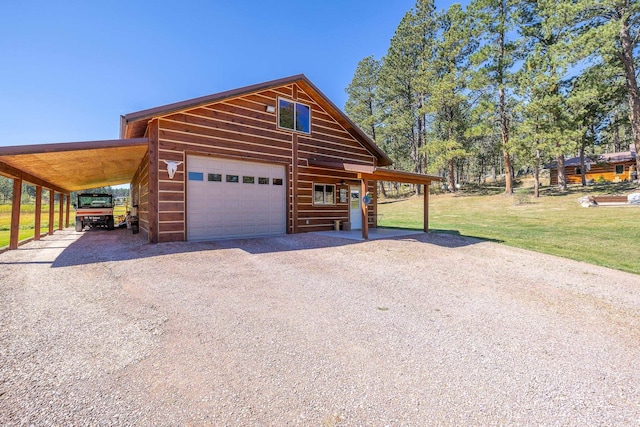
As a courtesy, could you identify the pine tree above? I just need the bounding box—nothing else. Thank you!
[421,3,478,192]
[469,0,520,194]
[517,0,580,191]
[568,0,640,178]
[378,0,438,194]
[345,56,382,142]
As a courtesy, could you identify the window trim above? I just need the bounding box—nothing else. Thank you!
[277,97,311,134]
[313,183,336,206]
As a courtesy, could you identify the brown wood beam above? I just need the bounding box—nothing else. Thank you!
[0,138,148,156]
[65,193,70,228]
[48,189,55,236]
[0,160,69,194]
[58,194,64,230]
[9,178,22,249]
[148,120,159,243]
[292,133,298,233]
[34,186,42,241]
[424,184,430,233]
[361,178,368,240]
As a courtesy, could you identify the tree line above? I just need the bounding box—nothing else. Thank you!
[0,176,130,204]
[345,0,639,196]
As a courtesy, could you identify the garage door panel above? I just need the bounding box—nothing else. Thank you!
[187,155,286,240]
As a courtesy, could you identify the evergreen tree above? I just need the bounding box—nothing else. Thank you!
[378,0,438,193]
[518,0,579,191]
[469,0,520,194]
[422,3,478,191]
[568,0,640,176]
[345,56,382,142]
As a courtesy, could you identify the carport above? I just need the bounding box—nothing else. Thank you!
[0,138,147,250]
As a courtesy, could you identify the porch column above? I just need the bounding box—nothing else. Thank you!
[424,183,430,233]
[361,178,368,240]
[65,194,70,228]
[48,190,55,235]
[9,178,22,249]
[58,193,64,230]
[34,186,42,241]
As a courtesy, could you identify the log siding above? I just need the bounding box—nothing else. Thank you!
[129,79,382,242]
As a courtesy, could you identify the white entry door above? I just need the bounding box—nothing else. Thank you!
[187,155,286,240]
[349,186,362,230]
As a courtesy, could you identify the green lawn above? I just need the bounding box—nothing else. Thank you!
[378,183,640,275]
[0,204,127,249]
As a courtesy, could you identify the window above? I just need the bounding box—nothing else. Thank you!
[314,184,335,205]
[188,172,204,181]
[272,178,283,186]
[615,165,624,174]
[243,176,255,184]
[278,98,310,133]
[575,167,582,175]
[258,177,269,185]
[208,173,222,182]
[226,175,239,183]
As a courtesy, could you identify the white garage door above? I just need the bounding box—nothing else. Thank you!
[187,156,286,240]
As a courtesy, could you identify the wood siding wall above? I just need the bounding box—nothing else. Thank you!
[140,83,377,242]
[550,160,636,185]
[130,151,150,239]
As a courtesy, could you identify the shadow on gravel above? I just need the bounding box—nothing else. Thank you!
[50,227,496,268]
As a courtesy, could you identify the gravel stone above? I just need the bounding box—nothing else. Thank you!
[1,228,639,425]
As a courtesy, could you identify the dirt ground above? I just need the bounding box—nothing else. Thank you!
[1,228,639,426]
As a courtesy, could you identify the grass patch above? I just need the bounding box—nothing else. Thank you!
[0,204,127,248]
[378,183,640,275]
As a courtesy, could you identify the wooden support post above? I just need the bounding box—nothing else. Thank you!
[361,178,368,240]
[48,190,55,235]
[9,178,22,249]
[58,193,64,230]
[34,186,42,241]
[424,184,430,233]
[65,193,70,228]
[292,134,298,233]
[148,119,159,243]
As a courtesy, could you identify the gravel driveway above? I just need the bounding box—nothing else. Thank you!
[1,228,639,426]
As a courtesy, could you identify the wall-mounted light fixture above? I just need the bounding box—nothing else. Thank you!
[340,180,347,186]
[265,105,276,113]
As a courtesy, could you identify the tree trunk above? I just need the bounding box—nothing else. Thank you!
[619,19,640,177]
[379,181,387,198]
[579,139,587,186]
[499,86,513,194]
[448,158,456,192]
[534,148,541,198]
[556,154,567,190]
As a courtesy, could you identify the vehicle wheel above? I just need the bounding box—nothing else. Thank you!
[75,219,83,232]
[107,217,115,230]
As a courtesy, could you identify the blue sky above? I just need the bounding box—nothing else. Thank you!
[0,0,461,147]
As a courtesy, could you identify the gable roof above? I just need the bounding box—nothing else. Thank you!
[120,74,392,167]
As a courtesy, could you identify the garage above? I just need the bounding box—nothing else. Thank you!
[186,155,286,240]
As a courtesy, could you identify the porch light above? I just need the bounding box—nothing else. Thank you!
[265,105,276,113]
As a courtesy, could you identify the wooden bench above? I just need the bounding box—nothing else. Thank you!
[588,195,628,204]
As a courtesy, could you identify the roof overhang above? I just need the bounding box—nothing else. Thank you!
[120,74,392,167]
[0,138,148,193]
[308,160,441,185]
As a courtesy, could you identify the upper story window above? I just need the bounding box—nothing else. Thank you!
[278,98,311,134]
